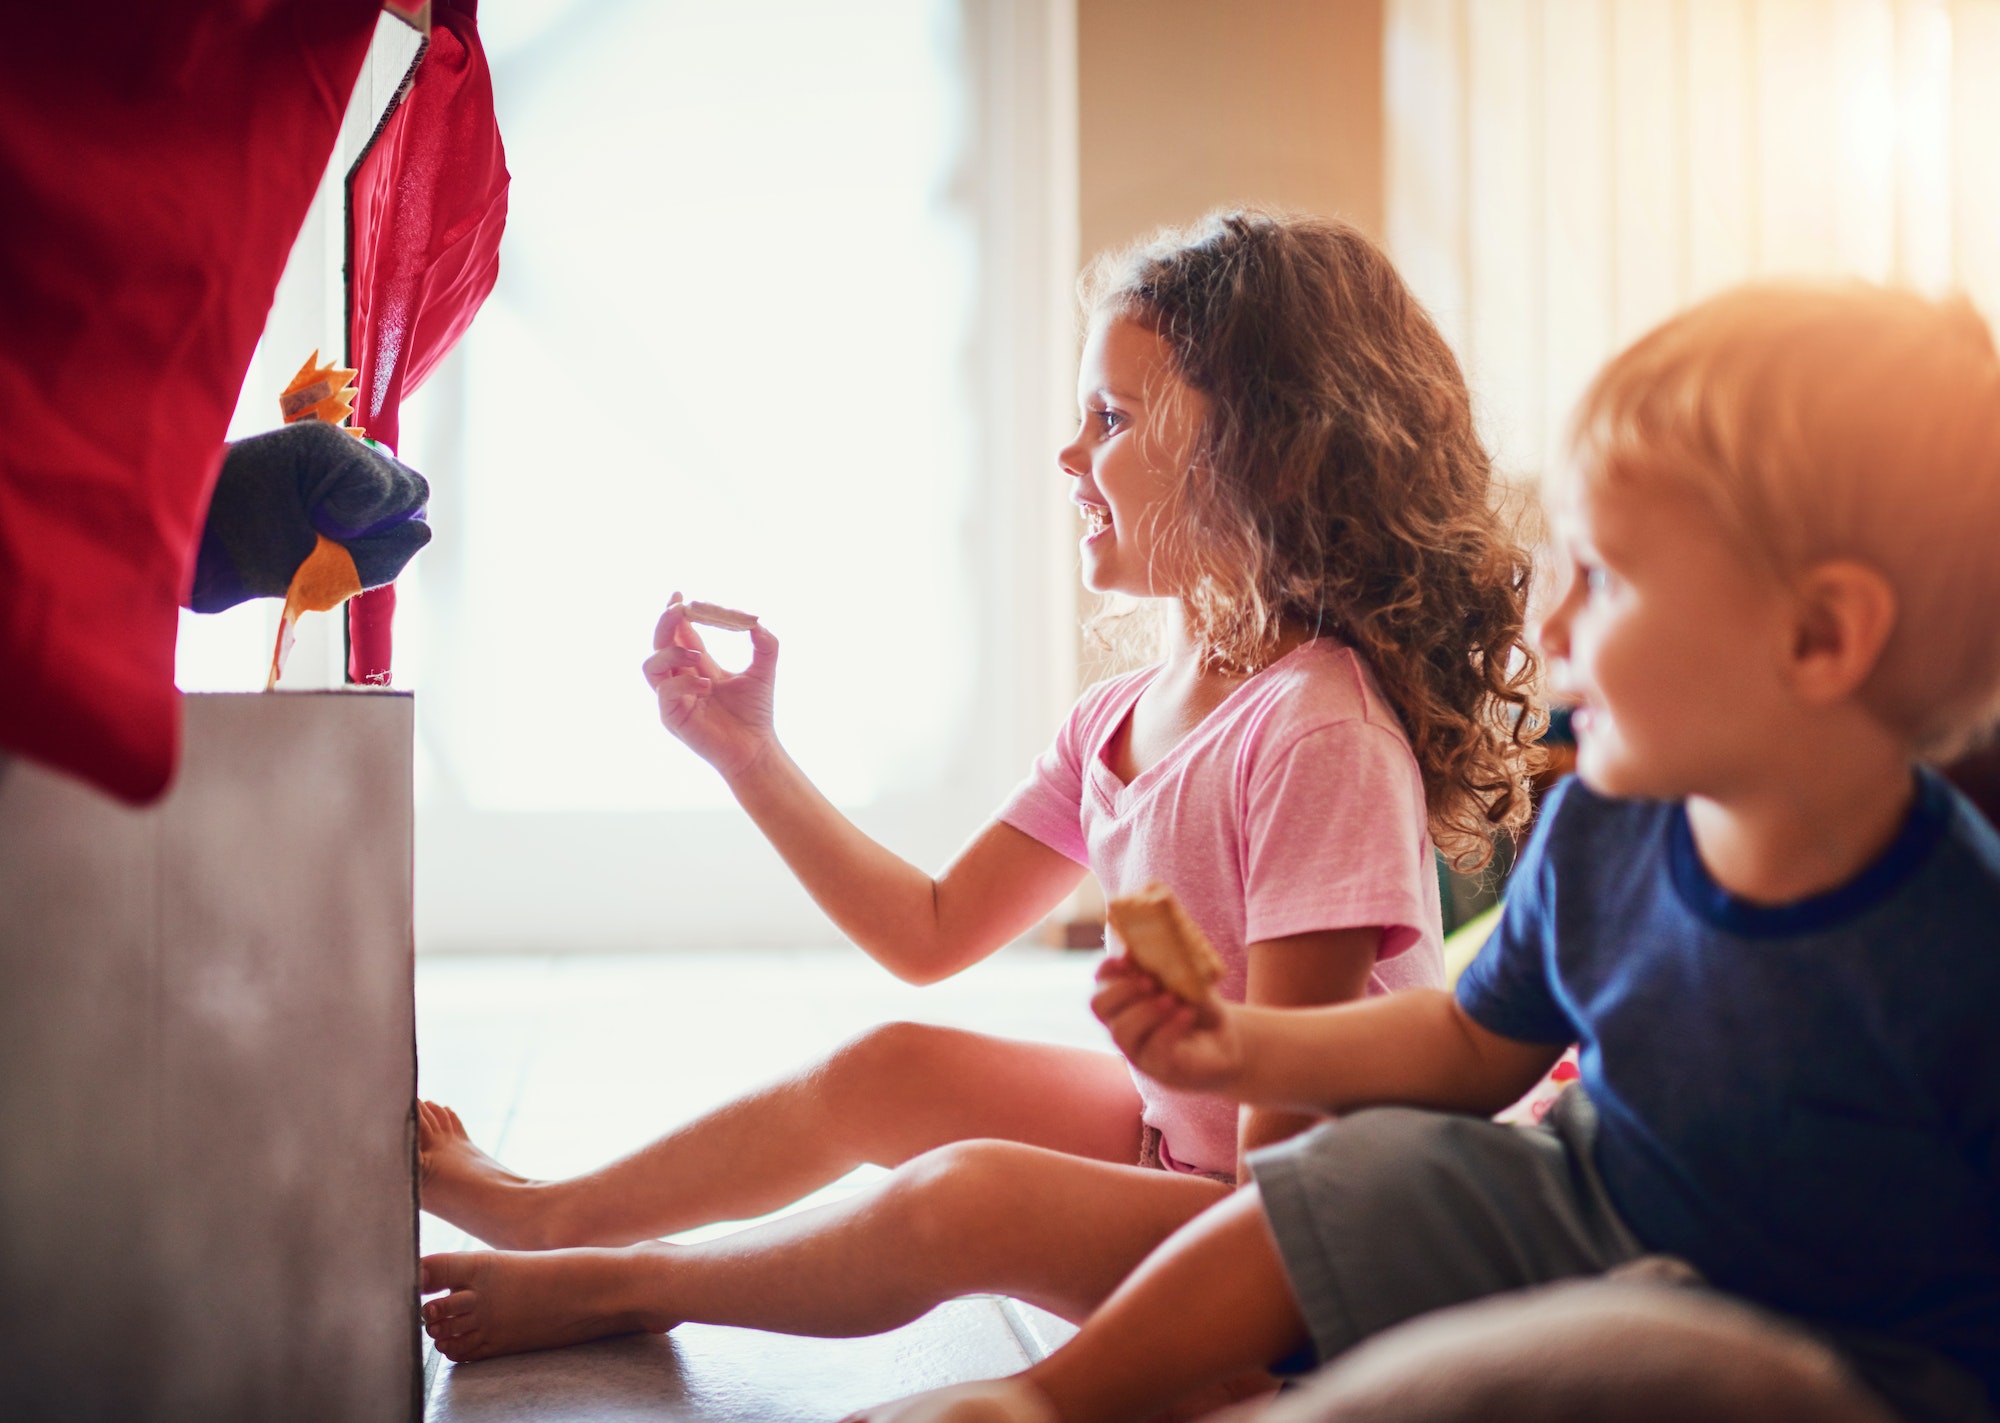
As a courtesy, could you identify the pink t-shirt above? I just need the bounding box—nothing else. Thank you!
[998,641,1445,1177]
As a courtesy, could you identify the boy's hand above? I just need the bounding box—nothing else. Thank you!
[643,593,780,783]
[1093,954,1247,1092]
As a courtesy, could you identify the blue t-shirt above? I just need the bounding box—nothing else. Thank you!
[1458,771,2000,1398]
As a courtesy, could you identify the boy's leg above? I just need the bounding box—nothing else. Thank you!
[1028,1187,1306,1423]
[841,1189,1303,1423]
[1252,1278,1901,1423]
[421,1024,1147,1249]
[421,1139,1234,1361]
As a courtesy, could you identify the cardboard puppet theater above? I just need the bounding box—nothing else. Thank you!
[0,0,508,803]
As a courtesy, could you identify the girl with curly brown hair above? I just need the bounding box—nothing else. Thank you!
[414,210,1539,1369]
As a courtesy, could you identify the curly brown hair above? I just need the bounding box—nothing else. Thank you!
[1086,209,1542,866]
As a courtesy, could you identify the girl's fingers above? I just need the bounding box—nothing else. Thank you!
[745,621,780,678]
[641,646,702,686]
[670,624,728,682]
[653,594,688,650]
[658,676,713,728]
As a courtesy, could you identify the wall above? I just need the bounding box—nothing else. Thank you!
[1385,0,2000,481]
[1077,0,1385,264]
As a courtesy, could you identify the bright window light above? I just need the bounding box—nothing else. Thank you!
[399,0,979,813]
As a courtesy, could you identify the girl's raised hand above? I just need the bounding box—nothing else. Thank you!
[1092,954,1245,1092]
[643,593,781,784]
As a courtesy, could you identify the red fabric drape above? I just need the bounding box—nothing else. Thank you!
[0,2,380,802]
[346,0,509,684]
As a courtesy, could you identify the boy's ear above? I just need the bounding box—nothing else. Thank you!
[1786,560,1898,705]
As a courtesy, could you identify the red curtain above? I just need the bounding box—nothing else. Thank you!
[346,0,509,684]
[0,2,381,802]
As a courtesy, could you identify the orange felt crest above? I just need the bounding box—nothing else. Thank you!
[264,535,364,690]
[278,350,366,439]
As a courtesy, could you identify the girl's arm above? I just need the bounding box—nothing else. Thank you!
[730,752,1084,983]
[1096,961,1562,1117]
[646,600,1084,983]
[1233,927,1380,1181]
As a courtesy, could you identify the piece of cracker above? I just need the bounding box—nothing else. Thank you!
[1105,883,1225,1002]
[684,600,759,632]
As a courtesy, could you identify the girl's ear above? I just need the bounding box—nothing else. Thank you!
[1787,560,1898,705]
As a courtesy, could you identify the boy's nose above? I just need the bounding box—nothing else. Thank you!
[1531,596,1570,661]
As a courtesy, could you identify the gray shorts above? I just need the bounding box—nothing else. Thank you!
[1250,1091,1994,1423]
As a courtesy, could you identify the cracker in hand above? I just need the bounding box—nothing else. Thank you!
[1106,883,1225,1003]
[684,600,759,632]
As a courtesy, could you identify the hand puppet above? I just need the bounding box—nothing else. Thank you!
[186,355,431,687]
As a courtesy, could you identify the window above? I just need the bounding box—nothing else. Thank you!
[395,0,1077,949]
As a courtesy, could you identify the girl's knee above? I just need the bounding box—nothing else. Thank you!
[816,1021,946,1121]
[814,1022,1004,1166]
[878,1140,1033,1255]
[822,1020,954,1092]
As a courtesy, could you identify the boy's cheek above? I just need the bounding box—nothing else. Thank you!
[1574,736,1652,801]
[1571,701,1642,790]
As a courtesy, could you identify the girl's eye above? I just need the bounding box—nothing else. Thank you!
[1094,407,1125,434]
[1582,565,1611,596]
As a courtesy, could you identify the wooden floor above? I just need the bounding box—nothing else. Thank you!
[416,945,1095,1421]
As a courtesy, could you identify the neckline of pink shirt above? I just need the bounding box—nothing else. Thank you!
[1092,638,1349,800]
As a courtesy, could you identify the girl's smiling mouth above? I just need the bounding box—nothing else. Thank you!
[1077,500,1112,541]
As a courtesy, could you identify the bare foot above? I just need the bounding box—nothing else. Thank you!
[418,1100,563,1250]
[420,1246,678,1362]
[841,1379,1059,1423]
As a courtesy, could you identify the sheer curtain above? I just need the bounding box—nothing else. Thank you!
[1386,0,2000,479]
[396,0,1079,950]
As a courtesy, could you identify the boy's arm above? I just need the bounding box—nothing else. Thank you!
[1096,961,1563,1117]
[1233,927,1381,1179]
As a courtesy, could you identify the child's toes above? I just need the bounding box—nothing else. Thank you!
[422,1250,480,1295]
[436,1330,486,1362]
[422,1290,474,1327]
[426,1313,479,1342]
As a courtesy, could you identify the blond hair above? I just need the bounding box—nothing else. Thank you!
[1085,210,1543,867]
[1564,282,2000,759]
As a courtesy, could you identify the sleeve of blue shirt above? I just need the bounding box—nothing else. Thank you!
[1454,778,1581,1046]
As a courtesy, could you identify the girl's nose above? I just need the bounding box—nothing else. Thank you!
[1056,435,1087,481]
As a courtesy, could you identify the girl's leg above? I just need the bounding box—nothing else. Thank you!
[420,1140,1233,1362]
[421,1023,1147,1249]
